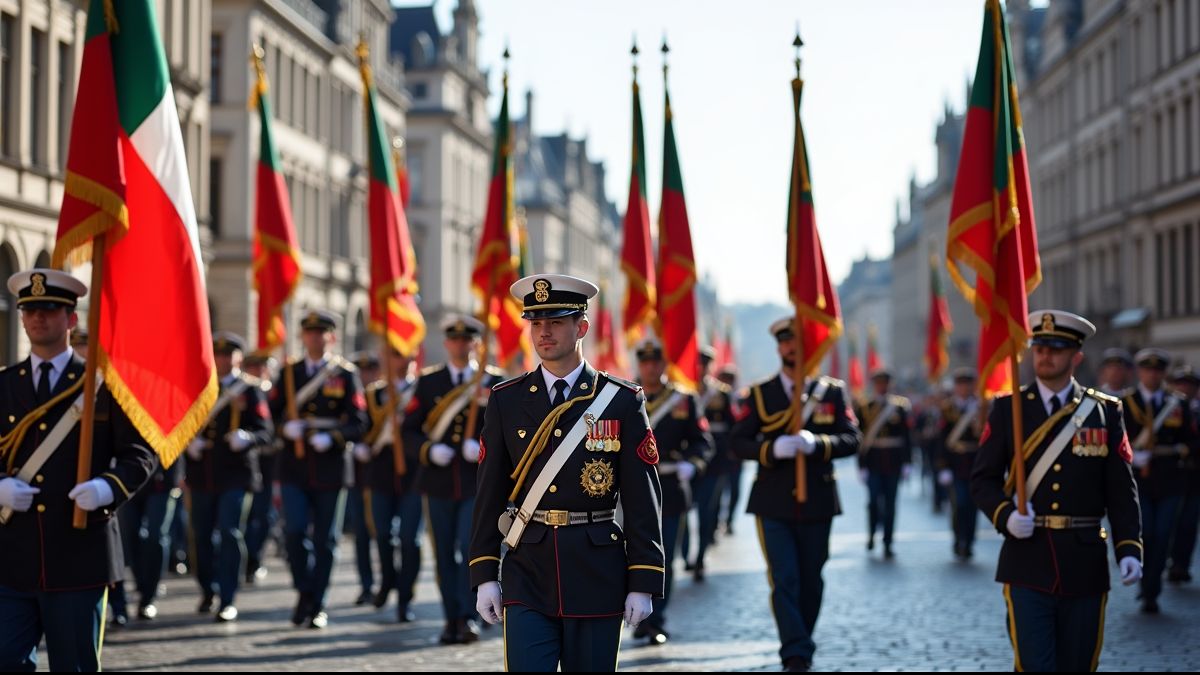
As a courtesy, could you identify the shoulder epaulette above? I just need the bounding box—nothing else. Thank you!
[484,364,504,377]
[888,394,912,408]
[420,363,446,377]
[492,371,532,392]
[602,372,642,392]
[334,355,357,371]
[819,375,846,389]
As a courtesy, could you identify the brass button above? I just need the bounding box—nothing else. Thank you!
[38,423,47,431]
[581,382,589,390]
[454,425,463,433]
[34,475,43,483]
[307,403,317,412]
[7,415,13,423]
[1052,483,1060,491]
[554,429,562,438]
[37,504,45,513]
[68,372,76,379]
[529,385,538,393]
[1051,502,1060,511]
[1053,464,1062,472]
[452,434,462,442]
[610,533,618,541]
[548,485,557,493]
[18,368,25,376]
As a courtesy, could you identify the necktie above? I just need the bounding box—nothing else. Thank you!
[36,362,53,403]
[1049,394,1062,415]
[551,380,568,408]
[454,370,463,386]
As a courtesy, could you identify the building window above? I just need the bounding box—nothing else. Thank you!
[1169,228,1180,317]
[209,158,222,237]
[30,29,46,166]
[57,41,72,171]
[0,14,11,158]
[412,82,427,99]
[210,33,222,104]
[1185,224,1196,314]
[1156,232,1165,316]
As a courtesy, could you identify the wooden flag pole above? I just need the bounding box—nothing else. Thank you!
[464,276,496,442]
[283,345,304,460]
[73,236,107,529]
[1009,352,1027,514]
[381,336,407,476]
[789,315,807,503]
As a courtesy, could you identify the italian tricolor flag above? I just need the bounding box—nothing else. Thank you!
[53,0,215,466]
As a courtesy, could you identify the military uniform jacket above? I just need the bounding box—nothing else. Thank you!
[1121,389,1199,500]
[935,396,983,480]
[698,378,737,476]
[731,375,862,522]
[270,357,369,491]
[970,382,1142,595]
[854,395,914,475]
[0,355,155,591]
[468,363,665,618]
[644,383,713,516]
[185,373,273,494]
[402,364,502,501]
[364,378,421,494]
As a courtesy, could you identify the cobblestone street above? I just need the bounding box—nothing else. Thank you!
[93,459,1200,671]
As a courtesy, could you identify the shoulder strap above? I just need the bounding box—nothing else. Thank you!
[204,379,252,427]
[799,379,830,428]
[946,400,980,447]
[425,383,475,444]
[647,390,687,428]
[371,386,417,452]
[294,360,341,408]
[1152,396,1181,433]
[862,400,899,450]
[1025,396,1099,499]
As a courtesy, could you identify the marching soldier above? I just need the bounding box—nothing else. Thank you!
[855,369,913,559]
[934,368,983,560]
[0,269,155,671]
[270,310,369,629]
[1168,366,1200,583]
[346,353,382,606]
[971,310,1142,671]
[469,274,664,671]
[1097,348,1134,396]
[402,315,502,644]
[634,338,713,645]
[731,317,862,673]
[1122,348,1198,613]
[183,332,273,622]
[241,352,277,584]
[692,346,734,580]
[716,365,744,536]
[356,347,423,621]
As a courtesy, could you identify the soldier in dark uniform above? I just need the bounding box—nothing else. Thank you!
[183,332,273,622]
[270,310,369,629]
[1097,348,1134,397]
[403,315,502,644]
[470,274,663,672]
[855,370,913,559]
[1168,366,1200,583]
[346,352,381,605]
[731,316,862,673]
[355,347,423,621]
[717,365,744,535]
[0,269,155,671]
[692,346,734,581]
[935,368,983,560]
[634,338,712,645]
[971,310,1142,671]
[1122,348,1198,613]
[241,352,277,584]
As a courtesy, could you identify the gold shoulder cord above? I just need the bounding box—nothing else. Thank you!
[1,378,87,472]
[421,380,476,435]
[1003,398,1079,494]
[507,373,601,501]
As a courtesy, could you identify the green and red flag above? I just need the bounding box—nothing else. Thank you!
[250,52,301,355]
[848,330,865,396]
[620,60,656,345]
[655,80,700,391]
[359,43,425,357]
[925,254,954,384]
[712,320,735,371]
[593,285,628,377]
[470,72,529,369]
[866,325,882,374]
[786,68,842,377]
[53,0,215,465]
[946,0,1041,397]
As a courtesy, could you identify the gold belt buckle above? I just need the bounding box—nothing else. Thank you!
[544,510,569,526]
[1043,515,1070,529]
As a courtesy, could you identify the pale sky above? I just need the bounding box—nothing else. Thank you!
[401,0,987,305]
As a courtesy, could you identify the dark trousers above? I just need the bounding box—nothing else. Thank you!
[502,604,623,672]
[722,463,744,529]
[693,472,726,568]
[646,512,684,630]
[371,490,423,607]
[951,477,978,553]
[925,444,948,511]
[114,489,176,611]
[866,471,901,546]
[0,584,107,672]
[1170,490,1199,576]
[1139,491,1182,602]
[756,516,832,662]
[281,484,346,609]
[244,483,275,572]
[347,488,375,594]
[1003,584,1105,671]
[190,488,250,606]
[426,495,475,621]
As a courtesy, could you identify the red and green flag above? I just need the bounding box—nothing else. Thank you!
[593,285,628,378]
[946,0,1041,397]
[925,254,954,384]
[655,79,700,391]
[866,324,882,374]
[848,330,865,396]
[53,0,215,465]
[620,60,656,345]
[250,53,301,355]
[359,44,425,357]
[713,320,735,372]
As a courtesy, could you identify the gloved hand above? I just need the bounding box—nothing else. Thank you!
[797,430,817,455]
[352,443,372,464]
[462,439,481,463]
[676,461,697,482]
[430,443,455,467]
[1132,450,1152,469]
[623,591,652,628]
[68,479,114,512]
[772,435,803,459]
[0,477,40,512]
[1006,502,1036,539]
[186,438,207,461]
[282,419,306,441]
[901,464,913,480]
[476,581,503,625]
[937,469,954,487]
[226,429,254,452]
[1119,556,1143,585]
[858,468,869,485]
[310,433,333,453]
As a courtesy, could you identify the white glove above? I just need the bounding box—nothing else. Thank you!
[1006,502,1036,539]
[676,461,697,482]
[0,477,40,512]
[476,581,503,625]
[310,433,333,453]
[858,468,869,484]
[937,469,954,487]
[462,439,481,463]
[901,464,913,480]
[282,419,306,441]
[772,435,802,459]
[1132,450,1152,469]
[797,430,817,455]
[430,443,455,467]
[623,591,653,628]
[186,438,207,461]
[226,429,254,452]
[68,479,114,512]
[1119,556,1143,585]
[353,443,372,464]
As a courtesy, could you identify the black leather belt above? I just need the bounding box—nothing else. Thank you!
[531,509,616,526]
[1034,515,1102,529]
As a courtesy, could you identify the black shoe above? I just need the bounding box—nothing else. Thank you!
[355,590,373,606]
[397,604,415,623]
[866,536,875,552]
[632,623,648,639]
[883,544,895,560]
[783,656,811,672]
[458,617,480,643]
[1167,568,1191,583]
[291,594,313,626]
[1141,599,1160,614]
[438,621,459,645]
[644,623,669,645]
[197,593,215,614]
[308,609,328,629]
[137,603,158,620]
[683,561,696,572]
[693,564,706,582]
[216,605,238,623]
[373,586,393,609]
[109,612,129,630]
